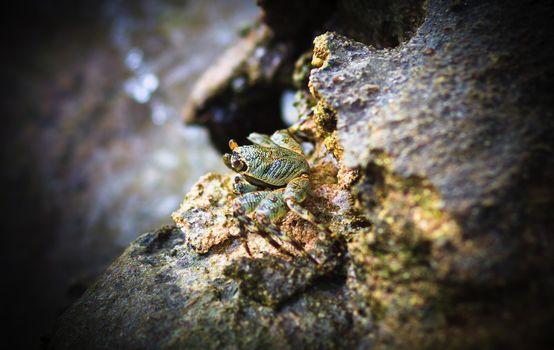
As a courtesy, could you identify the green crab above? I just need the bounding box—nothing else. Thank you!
[224,129,330,264]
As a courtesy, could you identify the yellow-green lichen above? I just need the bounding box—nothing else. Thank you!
[311,35,330,69]
[311,100,343,160]
[349,151,464,348]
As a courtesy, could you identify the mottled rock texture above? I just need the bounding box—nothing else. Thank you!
[52,0,554,349]
[52,164,353,349]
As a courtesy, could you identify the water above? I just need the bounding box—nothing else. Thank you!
[1,0,258,348]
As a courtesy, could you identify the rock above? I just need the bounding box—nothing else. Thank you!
[308,0,554,348]
[171,173,238,254]
[52,0,554,349]
[52,158,353,349]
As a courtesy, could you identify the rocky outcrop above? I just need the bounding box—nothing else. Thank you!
[51,0,554,349]
[51,168,353,349]
[309,1,554,346]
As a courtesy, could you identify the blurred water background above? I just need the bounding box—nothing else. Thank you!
[0,0,257,348]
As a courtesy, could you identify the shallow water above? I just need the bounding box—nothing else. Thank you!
[2,0,258,347]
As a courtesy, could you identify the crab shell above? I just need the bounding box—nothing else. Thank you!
[223,141,309,188]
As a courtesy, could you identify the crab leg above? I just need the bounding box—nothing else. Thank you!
[235,206,296,260]
[247,130,304,156]
[284,174,332,237]
[254,190,320,264]
[238,215,293,260]
[255,231,297,260]
[232,175,259,195]
[232,191,271,256]
[269,130,304,155]
[247,133,278,148]
[232,190,291,258]
[255,220,320,265]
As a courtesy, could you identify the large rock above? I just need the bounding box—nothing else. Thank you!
[51,167,353,349]
[307,0,554,347]
[51,0,554,349]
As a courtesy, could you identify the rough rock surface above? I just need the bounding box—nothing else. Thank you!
[52,0,554,349]
[52,163,354,349]
[307,1,554,348]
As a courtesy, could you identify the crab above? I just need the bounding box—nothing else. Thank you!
[223,128,331,264]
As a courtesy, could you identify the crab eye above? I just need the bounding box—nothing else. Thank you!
[232,159,247,172]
